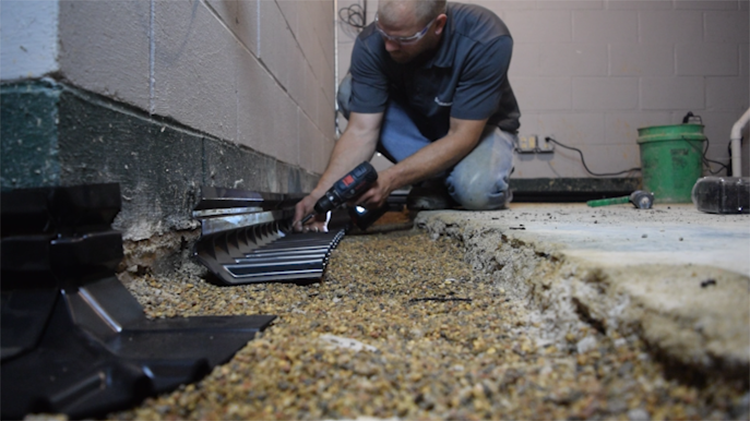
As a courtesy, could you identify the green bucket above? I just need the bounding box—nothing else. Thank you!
[637,124,705,203]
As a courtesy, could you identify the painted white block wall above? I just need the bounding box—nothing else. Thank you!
[4,0,747,179]
[502,0,748,178]
[335,0,750,178]
[0,0,59,80]
[5,0,336,176]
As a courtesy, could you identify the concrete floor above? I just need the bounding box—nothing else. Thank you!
[483,203,748,276]
[415,203,750,380]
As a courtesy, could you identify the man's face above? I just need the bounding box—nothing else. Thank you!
[375,11,445,64]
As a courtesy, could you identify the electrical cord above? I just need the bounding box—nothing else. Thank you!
[544,137,642,177]
[545,135,730,178]
[338,3,367,30]
[680,112,731,175]
[685,135,730,176]
[545,113,733,178]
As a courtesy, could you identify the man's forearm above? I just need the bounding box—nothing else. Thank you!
[312,133,375,196]
[311,113,382,198]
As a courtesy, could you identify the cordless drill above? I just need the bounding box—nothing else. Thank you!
[300,161,378,224]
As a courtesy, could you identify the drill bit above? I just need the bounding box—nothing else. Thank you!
[300,213,314,225]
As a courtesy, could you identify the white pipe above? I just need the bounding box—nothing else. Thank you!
[730,107,750,177]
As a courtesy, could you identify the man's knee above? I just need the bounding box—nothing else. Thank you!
[445,126,515,210]
[447,174,512,210]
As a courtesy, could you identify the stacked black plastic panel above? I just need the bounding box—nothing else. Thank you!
[0,184,275,419]
[193,187,349,285]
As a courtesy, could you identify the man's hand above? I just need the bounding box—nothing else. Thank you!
[356,171,395,209]
[293,194,328,233]
[293,112,383,232]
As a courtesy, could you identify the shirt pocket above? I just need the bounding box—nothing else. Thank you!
[432,68,457,108]
[434,96,453,107]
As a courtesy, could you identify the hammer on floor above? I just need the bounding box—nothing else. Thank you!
[586,190,655,209]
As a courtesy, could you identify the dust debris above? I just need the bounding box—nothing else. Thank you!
[701,279,717,288]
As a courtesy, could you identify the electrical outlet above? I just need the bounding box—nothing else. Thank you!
[516,135,537,153]
[536,136,554,153]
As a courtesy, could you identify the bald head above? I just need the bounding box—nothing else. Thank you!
[378,0,446,27]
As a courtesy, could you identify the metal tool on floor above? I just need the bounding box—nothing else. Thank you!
[1,183,275,419]
[586,190,655,209]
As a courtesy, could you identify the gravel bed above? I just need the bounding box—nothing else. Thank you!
[111,228,748,420]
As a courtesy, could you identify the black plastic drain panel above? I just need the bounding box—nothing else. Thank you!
[192,187,349,285]
[0,184,275,419]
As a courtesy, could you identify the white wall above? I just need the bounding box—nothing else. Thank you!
[0,0,59,80]
[336,0,750,178]
[53,0,336,175]
[3,0,747,179]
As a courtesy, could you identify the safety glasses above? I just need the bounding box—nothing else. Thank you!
[374,13,437,45]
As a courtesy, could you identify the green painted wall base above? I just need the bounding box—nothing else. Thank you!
[1,80,320,240]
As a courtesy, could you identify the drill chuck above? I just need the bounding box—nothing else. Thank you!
[313,194,336,214]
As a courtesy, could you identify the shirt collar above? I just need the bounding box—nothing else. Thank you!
[422,7,455,69]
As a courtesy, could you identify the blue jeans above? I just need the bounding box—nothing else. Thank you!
[338,77,516,210]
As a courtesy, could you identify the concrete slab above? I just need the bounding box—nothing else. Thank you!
[415,203,750,381]
[504,203,747,275]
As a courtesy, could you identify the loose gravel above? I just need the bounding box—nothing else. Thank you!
[111,226,748,420]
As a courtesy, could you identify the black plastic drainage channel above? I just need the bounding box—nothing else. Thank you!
[0,184,275,419]
[192,186,349,285]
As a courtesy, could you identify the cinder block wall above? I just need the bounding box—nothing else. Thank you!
[57,0,336,177]
[336,0,750,179]
[2,0,336,241]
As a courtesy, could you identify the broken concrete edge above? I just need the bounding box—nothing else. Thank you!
[117,228,206,287]
[1,78,321,242]
[413,211,749,386]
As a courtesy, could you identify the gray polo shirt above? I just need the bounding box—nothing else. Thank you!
[348,2,521,141]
